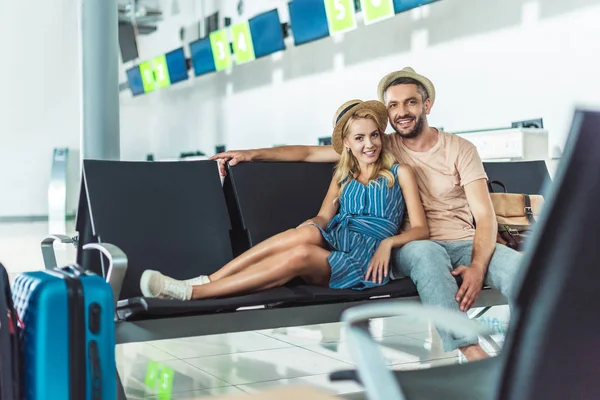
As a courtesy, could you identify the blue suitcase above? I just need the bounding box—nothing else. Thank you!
[12,265,116,400]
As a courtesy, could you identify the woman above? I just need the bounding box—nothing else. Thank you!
[140,99,429,301]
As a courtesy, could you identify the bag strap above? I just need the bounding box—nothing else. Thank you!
[0,264,19,400]
[523,194,536,224]
[488,180,507,193]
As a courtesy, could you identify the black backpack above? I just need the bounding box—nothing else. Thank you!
[0,262,22,399]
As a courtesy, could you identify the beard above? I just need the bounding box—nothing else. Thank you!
[391,112,426,139]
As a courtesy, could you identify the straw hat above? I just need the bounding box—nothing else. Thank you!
[331,100,388,154]
[377,67,435,106]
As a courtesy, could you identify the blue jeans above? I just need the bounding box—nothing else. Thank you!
[391,240,522,352]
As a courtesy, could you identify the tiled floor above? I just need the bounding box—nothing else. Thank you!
[1,221,509,399]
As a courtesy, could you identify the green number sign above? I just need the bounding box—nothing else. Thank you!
[144,361,174,399]
[361,0,395,25]
[152,55,171,88]
[324,0,357,34]
[231,21,256,64]
[139,61,155,93]
[209,29,232,71]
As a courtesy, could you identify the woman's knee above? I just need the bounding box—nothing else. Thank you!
[294,225,323,246]
[288,244,313,265]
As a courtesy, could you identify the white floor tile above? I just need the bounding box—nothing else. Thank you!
[142,386,248,399]
[256,323,345,346]
[301,334,459,366]
[184,347,353,385]
[120,359,230,399]
[237,373,363,396]
[149,332,293,359]
[257,318,417,348]
[116,342,179,370]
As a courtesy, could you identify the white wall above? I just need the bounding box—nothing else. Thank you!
[0,0,81,218]
[2,0,598,218]
[120,0,600,162]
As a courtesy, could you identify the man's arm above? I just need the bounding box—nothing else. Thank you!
[211,145,340,176]
[465,179,498,271]
[451,140,497,311]
[452,178,498,311]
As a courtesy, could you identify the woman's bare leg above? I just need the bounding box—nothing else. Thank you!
[191,244,331,299]
[208,225,325,282]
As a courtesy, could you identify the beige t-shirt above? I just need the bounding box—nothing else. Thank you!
[385,129,488,241]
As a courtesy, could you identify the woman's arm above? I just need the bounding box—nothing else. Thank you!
[366,164,428,283]
[298,176,340,229]
[386,164,429,247]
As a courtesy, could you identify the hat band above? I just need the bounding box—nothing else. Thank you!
[335,102,360,124]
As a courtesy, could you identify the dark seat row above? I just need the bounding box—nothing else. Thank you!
[65,160,547,320]
[76,161,423,322]
[71,159,550,322]
[50,157,548,399]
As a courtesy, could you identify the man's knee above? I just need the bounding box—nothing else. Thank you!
[392,240,452,278]
[487,244,524,299]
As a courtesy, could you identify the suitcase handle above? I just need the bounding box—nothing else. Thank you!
[57,264,86,277]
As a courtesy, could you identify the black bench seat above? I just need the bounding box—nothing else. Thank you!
[64,158,517,399]
[76,160,315,321]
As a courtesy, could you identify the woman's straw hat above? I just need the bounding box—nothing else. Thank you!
[331,100,388,154]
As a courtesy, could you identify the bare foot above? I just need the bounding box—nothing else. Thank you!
[460,344,490,361]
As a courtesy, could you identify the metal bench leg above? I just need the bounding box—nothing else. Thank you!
[469,306,492,320]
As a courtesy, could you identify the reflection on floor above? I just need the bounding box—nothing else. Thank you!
[1,221,509,399]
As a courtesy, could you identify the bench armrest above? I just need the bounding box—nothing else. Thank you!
[41,234,74,270]
[82,243,128,308]
[339,303,493,400]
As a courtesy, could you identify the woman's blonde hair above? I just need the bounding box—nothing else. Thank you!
[333,108,396,194]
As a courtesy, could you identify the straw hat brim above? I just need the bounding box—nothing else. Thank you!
[332,100,389,154]
[377,68,435,107]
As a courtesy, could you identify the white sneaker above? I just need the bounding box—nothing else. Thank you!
[140,270,193,301]
[184,275,211,286]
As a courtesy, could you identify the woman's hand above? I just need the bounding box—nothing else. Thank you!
[365,239,393,284]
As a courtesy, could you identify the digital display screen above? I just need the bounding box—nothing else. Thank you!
[248,9,286,58]
[288,0,330,46]
[126,66,145,96]
[393,0,438,13]
[165,47,189,84]
[189,37,217,76]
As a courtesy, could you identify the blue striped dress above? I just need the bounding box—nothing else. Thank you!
[314,163,405,290]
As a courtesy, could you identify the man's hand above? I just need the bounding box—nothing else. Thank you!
[365,239,393,284]
[452,265,485,312]
[210,150,255,176]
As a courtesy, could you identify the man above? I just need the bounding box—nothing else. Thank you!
[212,67,522,361]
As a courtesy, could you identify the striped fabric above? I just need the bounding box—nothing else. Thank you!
[315,164,405,290]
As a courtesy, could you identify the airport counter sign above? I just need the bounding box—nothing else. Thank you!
[210,29,233,71]
[324,0,357,35]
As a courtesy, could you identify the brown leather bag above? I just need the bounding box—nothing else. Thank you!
[488,180,544,251]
